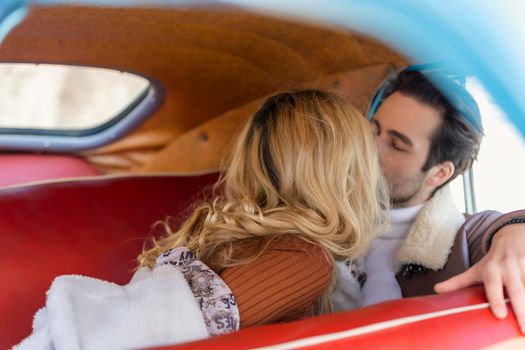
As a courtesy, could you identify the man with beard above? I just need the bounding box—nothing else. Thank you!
[332,68,525,332]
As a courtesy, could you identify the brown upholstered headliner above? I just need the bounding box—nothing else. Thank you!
[0,5,406,173]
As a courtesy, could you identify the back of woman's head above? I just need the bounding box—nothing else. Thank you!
[139,90,387,270]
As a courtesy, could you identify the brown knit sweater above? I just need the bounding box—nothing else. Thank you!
[220,237,333,328]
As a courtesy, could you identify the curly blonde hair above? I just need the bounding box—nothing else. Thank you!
[139,90,388,272]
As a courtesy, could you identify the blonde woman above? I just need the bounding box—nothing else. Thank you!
[139,90,387,328]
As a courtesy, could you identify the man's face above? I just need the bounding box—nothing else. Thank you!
[371,92,443,208]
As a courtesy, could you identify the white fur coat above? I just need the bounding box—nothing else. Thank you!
[13,266,209,350]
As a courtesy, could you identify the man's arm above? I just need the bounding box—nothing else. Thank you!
[435,209,525,333]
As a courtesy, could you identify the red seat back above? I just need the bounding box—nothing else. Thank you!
[0,173,219,349]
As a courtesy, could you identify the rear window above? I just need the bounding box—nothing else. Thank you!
[0,63,149,131]
[450,77,525,213]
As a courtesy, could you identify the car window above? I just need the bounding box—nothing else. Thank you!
[451,77,525,213]
[0,63,149,131]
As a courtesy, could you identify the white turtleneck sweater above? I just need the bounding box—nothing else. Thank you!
[362,204,424,306]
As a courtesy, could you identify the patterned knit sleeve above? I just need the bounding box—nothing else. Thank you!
[220,237,333,328]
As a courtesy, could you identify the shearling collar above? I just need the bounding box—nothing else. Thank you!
[394,185,465,271]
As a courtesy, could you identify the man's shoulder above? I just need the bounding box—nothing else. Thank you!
[462,210,501,226]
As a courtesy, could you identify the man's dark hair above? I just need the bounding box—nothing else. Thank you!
[381,69,483,188]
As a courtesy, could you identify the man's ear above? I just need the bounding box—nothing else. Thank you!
[426,161,455,189]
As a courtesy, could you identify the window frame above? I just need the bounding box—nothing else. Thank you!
[0,69,163,153]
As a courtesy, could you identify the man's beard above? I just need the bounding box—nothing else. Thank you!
[388,173,426,208]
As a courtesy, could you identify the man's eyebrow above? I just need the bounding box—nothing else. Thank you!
[387,130,414,147]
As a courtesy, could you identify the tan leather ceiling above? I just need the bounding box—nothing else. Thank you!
[0,5,407,173]
[139,64,393,173]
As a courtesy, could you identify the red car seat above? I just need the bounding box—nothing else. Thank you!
[0,172,219,349]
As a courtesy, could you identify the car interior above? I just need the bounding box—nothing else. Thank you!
[0,2,522,349]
